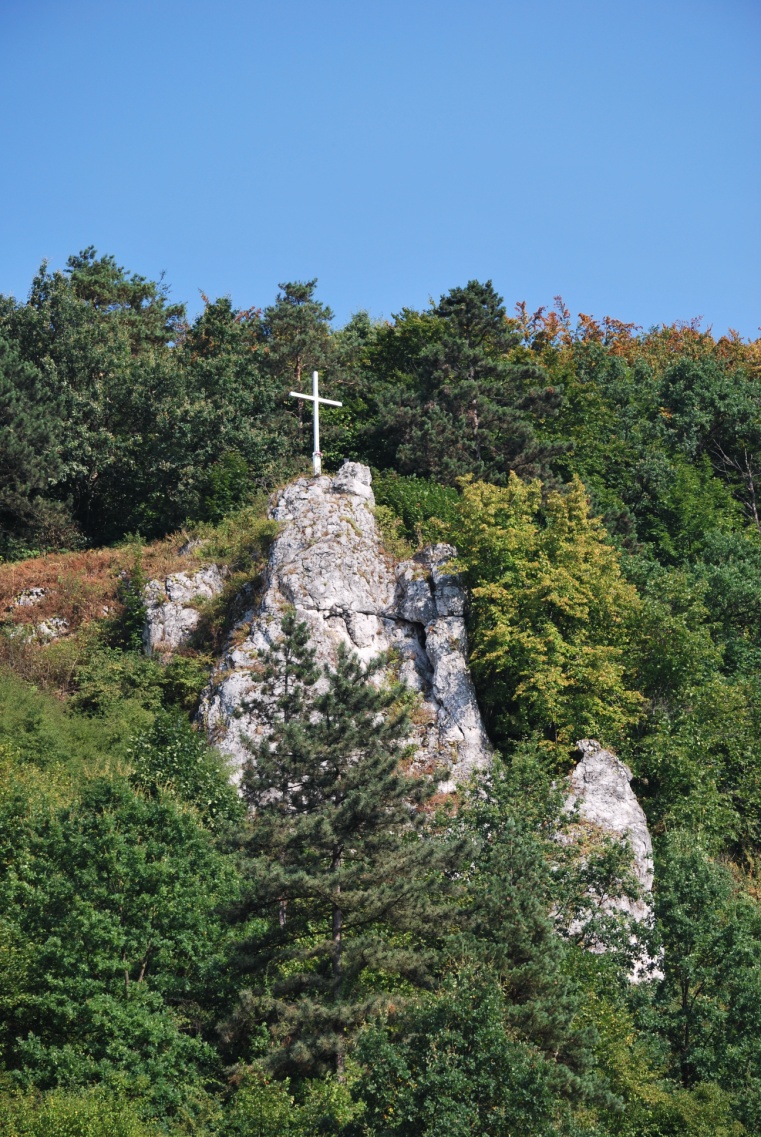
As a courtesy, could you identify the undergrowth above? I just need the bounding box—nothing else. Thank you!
[372,471,459,545]
[0,498,278,704]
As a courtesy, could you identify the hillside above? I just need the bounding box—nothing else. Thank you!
[3,255,761,1134]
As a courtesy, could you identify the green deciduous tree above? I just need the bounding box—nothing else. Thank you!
[0,774,236,1120]
[0,1085,161,1137]
[128,711,243,834]
[0,254,320,545]
[453,473,643,750]
[351,753,612,1136]
[351,973,574,1137]
[653,833,761,1131]
[690,530,761,675]
[660,356,761,532]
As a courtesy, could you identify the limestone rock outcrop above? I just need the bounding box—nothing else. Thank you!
[566,739,654,919]
[564,740,658,982]
[143,565,227,656]
[199,461,492,783]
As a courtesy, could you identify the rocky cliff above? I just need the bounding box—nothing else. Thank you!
[140,462,658,967]
[564,739,658,977]
[197,462,492,785]
[143,564,227,656]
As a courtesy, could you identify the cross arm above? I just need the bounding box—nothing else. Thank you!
[289,391,343,407]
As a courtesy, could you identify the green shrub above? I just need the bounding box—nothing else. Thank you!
[0,669,122,776]
[220,1072,358,1137]
[115,538,147,652]
[372,471,458,545]
[373,504,414,561]
[128,711,243,832]
[71,649,167,717]
[0,1086,158,1137]
[193,500,278,572]
[162,653,213,714]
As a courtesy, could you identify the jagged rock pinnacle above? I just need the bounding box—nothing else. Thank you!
[199,461,492,783]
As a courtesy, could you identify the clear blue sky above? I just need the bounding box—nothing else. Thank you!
[1,0,759,336]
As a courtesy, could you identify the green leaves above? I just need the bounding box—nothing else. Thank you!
[653,833,761,1127]
[0,260,338,548]
[340,281,564,487]
[128,712,243,833]
[453,473,643,751]
[0,335,68,557]
[353,973,570,1137]
[0,1085,160,1137]
[0,775,235,1118]
[227,617,457,1076]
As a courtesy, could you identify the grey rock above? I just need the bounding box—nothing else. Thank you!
[36,616,70,642]
[199,461,492,783]
[567,740,654,901]
[6,615,70,644]
[8,587,48,610]
[331,460,374,501]
[425,544,465,617]
[394,561,437,625]
[565,739,658,977]
[143,564,227,655]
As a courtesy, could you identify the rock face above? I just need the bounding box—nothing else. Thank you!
[199,461,492,783]
[566,739,655,927]
[5,588,70,643]
[143,565,227,656]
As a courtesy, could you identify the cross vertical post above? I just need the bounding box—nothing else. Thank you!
[289,371,343,476]
[312,368,320,472]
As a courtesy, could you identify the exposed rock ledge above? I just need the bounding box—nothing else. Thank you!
[565,739,658,978]
[198,461,492,784]
[139,467,658,964]
[143,565,227,656]
[566,739,654,917]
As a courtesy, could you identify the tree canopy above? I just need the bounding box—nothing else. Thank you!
[3,256,761,1134]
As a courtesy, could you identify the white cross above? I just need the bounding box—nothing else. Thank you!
[289,371,342,476]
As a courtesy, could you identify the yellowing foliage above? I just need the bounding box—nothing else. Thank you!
[454,474,643,751]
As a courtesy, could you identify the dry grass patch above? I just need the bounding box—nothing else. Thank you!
[0,537,208,636]
[0,534,207,695]
[0,498,278,697]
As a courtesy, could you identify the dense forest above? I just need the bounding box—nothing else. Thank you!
[3,249,761,1134]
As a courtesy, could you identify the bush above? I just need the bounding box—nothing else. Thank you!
[372,471,458,545]
[128,711,243,832]
[0,1087,158,1137]
[192,501,278,572]
[220,1072,358,1137]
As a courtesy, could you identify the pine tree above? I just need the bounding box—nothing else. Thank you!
[258,280,333,394]
[224,613,457,1077]
[0,334,65,550]
[257,280,335,460]
[352,280,566,485]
